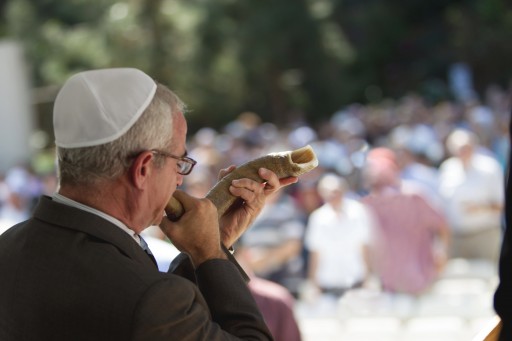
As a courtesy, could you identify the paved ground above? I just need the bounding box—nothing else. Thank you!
[294,258,498,341]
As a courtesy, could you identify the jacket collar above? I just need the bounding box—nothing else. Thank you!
[33,196,158,269]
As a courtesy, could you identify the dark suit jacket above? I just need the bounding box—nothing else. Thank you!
[0,196,272,341]
[495,116,511,340]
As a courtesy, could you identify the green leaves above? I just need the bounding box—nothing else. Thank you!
[2,0,512,131]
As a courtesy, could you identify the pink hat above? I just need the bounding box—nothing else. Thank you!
[366,147,399,188]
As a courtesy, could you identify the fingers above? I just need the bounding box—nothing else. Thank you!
[220,168,298,248]
[221,167,298,197]
[160,193,222,266]
[227,167,298,202]
[258,167,279,189]
[218,165,236,180]
[229,178,266,203]
[278,176,299,187]
[258,168,298,192]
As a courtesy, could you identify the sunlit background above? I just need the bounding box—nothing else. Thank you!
[1,1,511,340]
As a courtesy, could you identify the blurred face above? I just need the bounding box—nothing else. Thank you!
[457,144,473,163]
[320,187,344,204]
[318,175,346,204]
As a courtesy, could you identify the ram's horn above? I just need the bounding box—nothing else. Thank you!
[165,144,318,221]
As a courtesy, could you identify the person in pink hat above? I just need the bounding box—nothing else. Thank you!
[0,68,297,340]
[361,147,450,295]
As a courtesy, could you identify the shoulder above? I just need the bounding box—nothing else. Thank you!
[473,153,503,174]
[136,275,201,306]
[439,157,461,171]
[344,197,366,211]
[311,203,331,216]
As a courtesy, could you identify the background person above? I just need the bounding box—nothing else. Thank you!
[239,189,306,297]
[361,147,450,295]
[438,128,504,262]
[304,173,372,298]
[235,242,303,341]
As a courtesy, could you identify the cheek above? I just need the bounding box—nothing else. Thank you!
[164,174,179,200]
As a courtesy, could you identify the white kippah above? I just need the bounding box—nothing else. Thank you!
[53,68,157,148]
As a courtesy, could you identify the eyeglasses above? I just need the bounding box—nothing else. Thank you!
[150,149,197,175]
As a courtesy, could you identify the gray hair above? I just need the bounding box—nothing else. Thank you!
[57,83,186,186]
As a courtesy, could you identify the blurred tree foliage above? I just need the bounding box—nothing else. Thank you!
[1,0,511,132]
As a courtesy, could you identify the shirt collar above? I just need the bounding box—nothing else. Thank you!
[52,192,141,246]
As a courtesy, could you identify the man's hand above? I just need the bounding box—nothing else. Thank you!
[218,167,298,248]
[160,190,226,267]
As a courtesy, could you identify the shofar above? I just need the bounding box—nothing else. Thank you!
[165,144,318,221]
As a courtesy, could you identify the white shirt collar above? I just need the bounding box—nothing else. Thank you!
[52,192,141,246]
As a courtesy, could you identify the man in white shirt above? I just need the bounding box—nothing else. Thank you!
[438,128,504,261]
[305,173,372,297]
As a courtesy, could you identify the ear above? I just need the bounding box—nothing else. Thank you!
[129,151,154,189]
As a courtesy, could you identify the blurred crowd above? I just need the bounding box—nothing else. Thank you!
[0,86,511,339]
[178,88,510,297]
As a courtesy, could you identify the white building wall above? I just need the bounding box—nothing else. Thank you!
[0,41,34,174]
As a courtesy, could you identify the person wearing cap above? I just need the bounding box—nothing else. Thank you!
[438,128,504,262]
[304,173,372,298]
[0,68,297,340]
